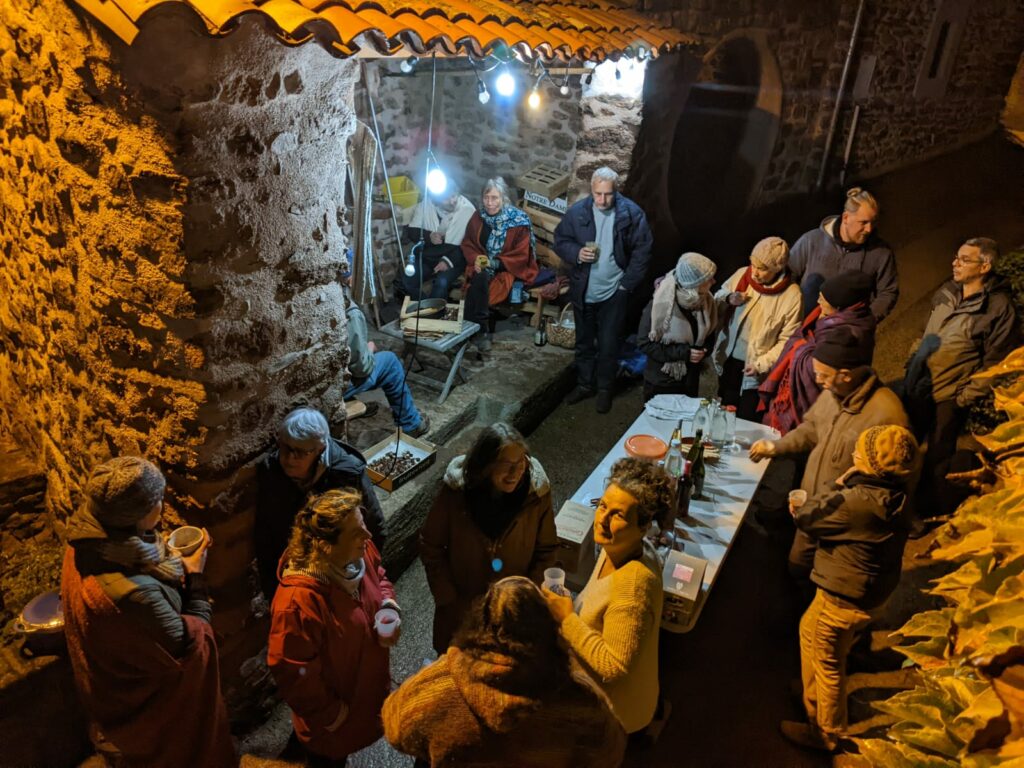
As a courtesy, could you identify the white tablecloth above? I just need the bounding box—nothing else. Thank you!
[562,396,779,632]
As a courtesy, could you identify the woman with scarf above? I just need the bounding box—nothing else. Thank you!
[268,488,399,767]
[460,177,539,352]
[60,456,236,768]
[758,271,877,435]
[637,252,718,402]
[712,237,802,421]
[420,422,557,655]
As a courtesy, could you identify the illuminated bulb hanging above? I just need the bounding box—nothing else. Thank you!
[426,167,448,195]
[527,87,540,109]
[559,81,570,96]
[477,80,490,104]
[404,261,416,277]
[400,56,418,73]
[495,69,516,97]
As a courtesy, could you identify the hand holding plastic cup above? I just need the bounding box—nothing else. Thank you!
[168,526,204,557]
[543,567,568,596]
[788,490,808,515]
[374,608,401,639]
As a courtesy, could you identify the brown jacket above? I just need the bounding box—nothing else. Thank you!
[774,371,909,496]
[382,647,626,767]
[420,456,558,654]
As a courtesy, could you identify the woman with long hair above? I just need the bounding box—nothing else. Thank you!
[543,457,672,737]
[460,177,539,351]
[268,488,400,767]
[382,576,626,767]
[420,422,557,655]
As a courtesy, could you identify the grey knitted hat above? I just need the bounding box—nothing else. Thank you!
[674,252,717,289]
[750,237,790,271]
[84,456,166,529]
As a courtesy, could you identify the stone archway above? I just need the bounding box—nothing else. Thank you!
[667,30,782,255]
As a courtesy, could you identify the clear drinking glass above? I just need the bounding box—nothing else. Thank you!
[724,406,739,453]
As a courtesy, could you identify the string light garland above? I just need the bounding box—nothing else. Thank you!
[400,55,418,73]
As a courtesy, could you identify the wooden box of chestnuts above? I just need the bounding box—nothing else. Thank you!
[364,432,437,492]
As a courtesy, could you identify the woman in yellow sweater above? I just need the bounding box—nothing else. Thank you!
[543,458,672,736]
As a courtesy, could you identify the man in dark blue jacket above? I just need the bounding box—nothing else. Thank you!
[554,167,653,413]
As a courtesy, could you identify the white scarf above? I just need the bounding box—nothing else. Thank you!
[649,273,715,381]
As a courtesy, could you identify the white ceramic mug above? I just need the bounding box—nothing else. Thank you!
[168,526,204,557]
[374,608,401,638]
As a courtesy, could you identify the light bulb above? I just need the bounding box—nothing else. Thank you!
[559,83,570,96]
[477,80,490,104]
[404,262,416,277]
[400,56,418,73]
[496,70,515,97]
[426,167,447,195]
[527,88,540,109]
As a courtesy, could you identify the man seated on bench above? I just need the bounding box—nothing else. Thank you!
[402,180,475,300]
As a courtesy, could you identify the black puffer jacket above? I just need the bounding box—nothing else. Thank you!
[255,437,386,599]
[793,473,910,610]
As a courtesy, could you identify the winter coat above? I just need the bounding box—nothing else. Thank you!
[773,372,909,497]
[636,290,718,390]
[256,437,386,600]
[712,266,803,391]
[554,194,653,308]
[61,545,237,768]
[794,473,910,610]
[789,216,899,321]
[382,647,626,767]
[904,278,1019,407]
[461,211,539,287]
[268,540,394,760]
[420,456,558,654]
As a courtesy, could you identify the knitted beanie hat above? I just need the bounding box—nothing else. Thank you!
[855,425,918,477]
[820,271,874,309]
[813,325,874,369]
[750,237,790,272]
[674,252,716,289]
[84,456,166,529]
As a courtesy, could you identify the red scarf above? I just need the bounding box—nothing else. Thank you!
[735,266,792,295]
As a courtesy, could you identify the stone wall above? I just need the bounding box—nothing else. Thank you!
[0,0,358,673]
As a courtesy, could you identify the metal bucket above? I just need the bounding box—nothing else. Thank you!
[15,589,66,658]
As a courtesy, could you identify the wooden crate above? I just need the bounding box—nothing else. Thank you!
[364,432,437,492]
[518,164,570,199]
[399,297,465,335]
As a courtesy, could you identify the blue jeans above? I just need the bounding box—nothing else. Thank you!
[344,351,423,431]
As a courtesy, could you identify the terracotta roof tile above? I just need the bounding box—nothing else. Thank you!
[71,0,698,59]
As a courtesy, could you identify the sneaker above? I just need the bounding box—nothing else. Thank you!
[779,720,836,752]
[407,413,431,439]
[565,386,596,405]
[596,390,612,414]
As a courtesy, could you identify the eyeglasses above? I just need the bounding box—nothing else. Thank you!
[278,441,320,459]
[952,254,985,265]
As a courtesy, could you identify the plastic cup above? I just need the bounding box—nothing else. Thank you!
[543,567,566,593]
[788,490,808,508]
[374,608,401,638]
[168,526,204,557]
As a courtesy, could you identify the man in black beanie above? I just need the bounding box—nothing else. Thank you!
[750,325,910,579]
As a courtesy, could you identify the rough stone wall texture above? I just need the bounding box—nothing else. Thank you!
[569,83,644,202]
[1,0,357,671]
[362,62,582,290]
[641,0,1024,200]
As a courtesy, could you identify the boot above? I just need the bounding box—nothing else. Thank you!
[565,386,596,405]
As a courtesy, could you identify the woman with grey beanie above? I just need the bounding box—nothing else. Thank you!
[60,456,237,767]
[637,252,718,401]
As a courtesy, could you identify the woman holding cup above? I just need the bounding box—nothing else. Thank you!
[543,457,672,737]
[421,423,557,655]
[268,488,400,766]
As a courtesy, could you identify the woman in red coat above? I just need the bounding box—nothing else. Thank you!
[460,176,539,351]
[268,488,400,767]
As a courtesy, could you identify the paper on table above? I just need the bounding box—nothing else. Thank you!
[644,395,701,421]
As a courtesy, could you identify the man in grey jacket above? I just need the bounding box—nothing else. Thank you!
[789,187,899,322]
[903,237,1019,517]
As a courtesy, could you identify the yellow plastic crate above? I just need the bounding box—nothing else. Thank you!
[376,175,420,208]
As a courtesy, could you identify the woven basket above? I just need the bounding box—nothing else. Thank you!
[547,305,576,349]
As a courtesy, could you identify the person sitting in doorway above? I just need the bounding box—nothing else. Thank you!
[255,406,386,601]
[342,278,430,438]
[713,236,802,421]
[460,177,540,352]
[402,180,475,300]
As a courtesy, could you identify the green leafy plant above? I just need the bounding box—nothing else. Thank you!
[854,345,1024,765]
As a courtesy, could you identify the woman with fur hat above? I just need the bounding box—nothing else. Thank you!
[420,423,558,654]
[60,456,236,768]
[713,237,803,420]
[383,576,626,767]
[781,425,918,753]
[637,252,719,401]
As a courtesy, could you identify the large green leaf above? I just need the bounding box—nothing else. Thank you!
[896,609,955,640]
[954,686,1008,739]
[854,738,959,767]
[888,721,963,757]
[962,749,1024,768]
[875,688,957,729]
[896,637,951,667]
[931,559,991,603]
[933,529,997,562]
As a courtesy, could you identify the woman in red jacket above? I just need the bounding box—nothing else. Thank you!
[268,488,400,766]
[460,176,539,351]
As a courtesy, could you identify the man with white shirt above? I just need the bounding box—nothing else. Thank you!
[402,181,475,300]
[554,167,653,414]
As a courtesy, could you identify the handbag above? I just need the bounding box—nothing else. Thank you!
[547,305,576,349]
